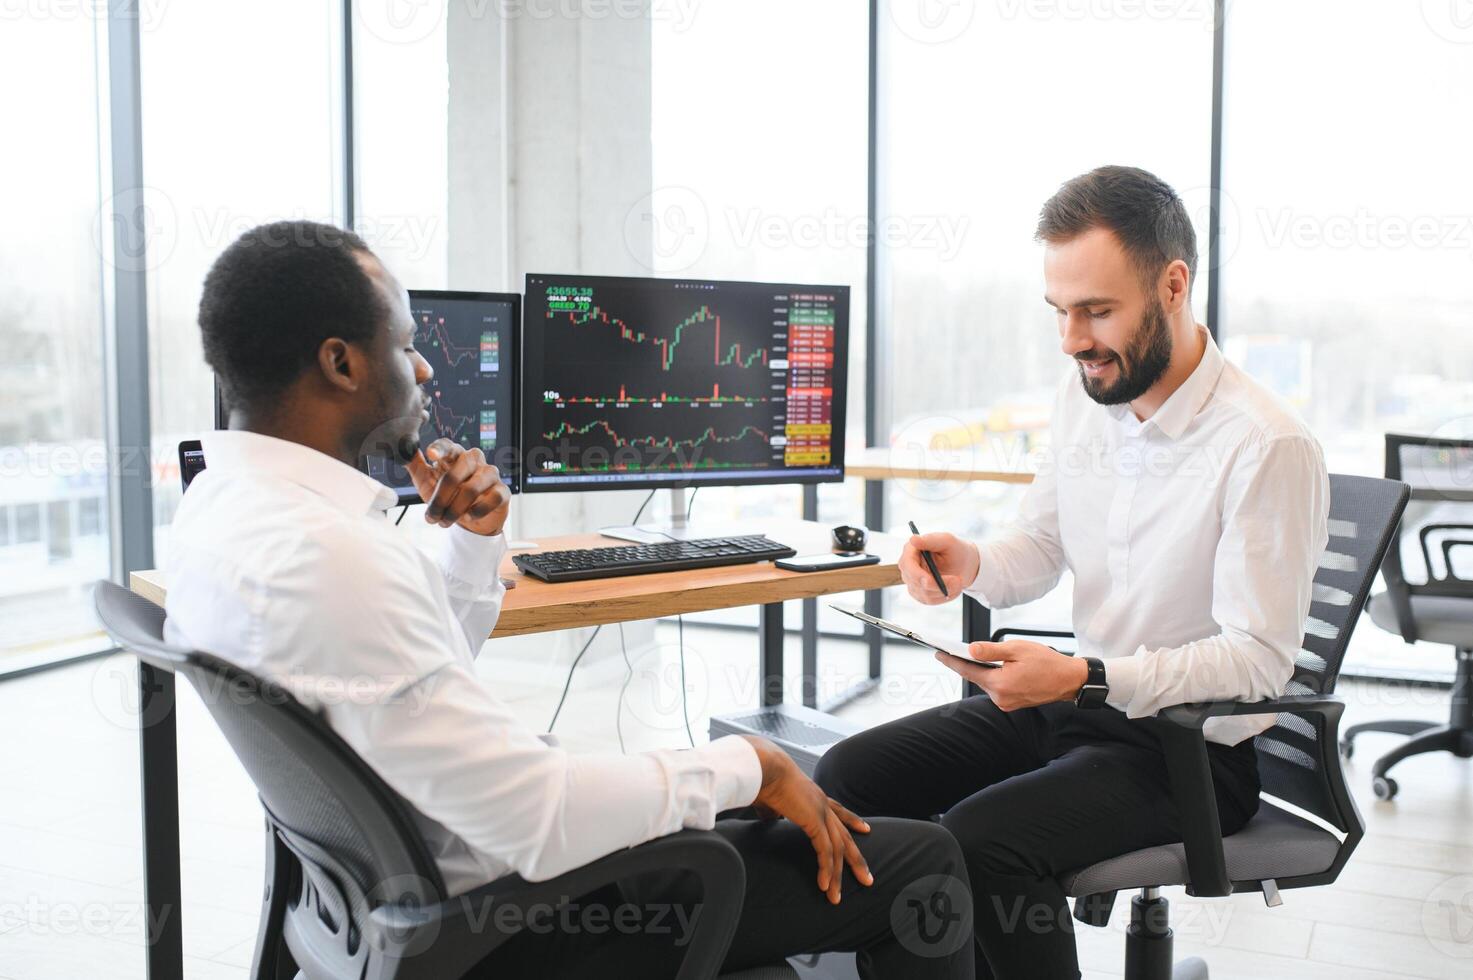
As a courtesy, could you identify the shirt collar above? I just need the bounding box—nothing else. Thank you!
[1108,325,1225,441]
[199,430,399,516]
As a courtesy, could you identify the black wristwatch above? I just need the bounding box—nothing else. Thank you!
[1074,657,1109,709]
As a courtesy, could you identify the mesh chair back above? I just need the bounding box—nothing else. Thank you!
[93,581,446,966]
[1252,474,1407,826]
[187,652,447,923]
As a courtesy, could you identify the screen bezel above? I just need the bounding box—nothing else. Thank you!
[376,289,523,505]
[518,273,849,495]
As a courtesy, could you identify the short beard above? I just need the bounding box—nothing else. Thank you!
[1077,300,1173,406]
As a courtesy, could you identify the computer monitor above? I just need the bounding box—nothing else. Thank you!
[520,273,848,506]
[361,289,521,502]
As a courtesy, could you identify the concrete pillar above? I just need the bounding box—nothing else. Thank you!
[447,2,661,682]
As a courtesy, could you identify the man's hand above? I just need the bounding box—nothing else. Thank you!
[741,735,873,905]
[936,639,1089,711]
[899,532,980,605]
[404,439,511,536]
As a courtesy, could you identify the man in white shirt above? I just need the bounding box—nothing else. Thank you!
[815,166,1329,980]
[165,221,973,977]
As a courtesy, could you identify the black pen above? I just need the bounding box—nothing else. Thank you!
[908,521,949,597]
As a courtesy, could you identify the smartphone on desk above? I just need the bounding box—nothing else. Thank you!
[774,552,881,572]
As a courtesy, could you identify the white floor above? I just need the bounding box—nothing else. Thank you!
[0,623,1469,979]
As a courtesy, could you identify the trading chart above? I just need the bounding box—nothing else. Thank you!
[363,291,517,497]
[415,300,505,453]
[522,274,847,488]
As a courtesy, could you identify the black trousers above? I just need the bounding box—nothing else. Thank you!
[813,697,1261,980]
[473,816,975,978]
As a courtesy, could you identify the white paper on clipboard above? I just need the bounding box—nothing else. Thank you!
[829,604,1001,667]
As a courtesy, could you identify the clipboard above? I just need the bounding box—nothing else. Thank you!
[829,604,1001,668]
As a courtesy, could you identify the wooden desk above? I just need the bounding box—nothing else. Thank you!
[130,518,902,650]
[845,446,1035,485]
[127,519,902,980]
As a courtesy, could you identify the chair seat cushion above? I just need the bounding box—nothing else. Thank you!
[1060,802,1341,896]
[1367,591,1473,647]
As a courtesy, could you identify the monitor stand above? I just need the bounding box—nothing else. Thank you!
[600,487,726,543]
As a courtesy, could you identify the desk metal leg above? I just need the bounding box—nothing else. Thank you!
[862,478,885,676]
[813,478,887,712]
[961,595,992,701]
[761,601,784,707]
[796,483,886,713]
[802,597,882,713]
[801,597,819,709]
[804,478,887,713]
[138,661,183,980]
[801,485,820,710]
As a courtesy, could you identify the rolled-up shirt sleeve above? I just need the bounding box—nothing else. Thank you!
[436,526,508,658]
[1105,434,1329,717]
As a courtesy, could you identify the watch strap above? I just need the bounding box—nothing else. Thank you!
[1074,656,1109,709]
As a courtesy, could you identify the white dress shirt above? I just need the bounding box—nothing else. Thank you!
[966,328,1329,745]
[163,430,761,896]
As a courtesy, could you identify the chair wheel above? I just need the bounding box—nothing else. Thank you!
[1339,738,1353,761]
[1372,775,1398,801]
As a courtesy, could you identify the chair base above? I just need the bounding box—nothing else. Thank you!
[1341,652,1473,798]
[1120,891,1210,980]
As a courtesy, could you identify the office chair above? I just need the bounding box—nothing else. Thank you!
[1341,432,1473,800]
[94,580,792,980]
[986,473,1407,980]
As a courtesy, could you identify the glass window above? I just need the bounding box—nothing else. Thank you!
[878,6,1216,639]
[14,505,41,546]
[79,496,103,537]
[46,500,73,562]
[140,1,343,566]
[0,15,110,668]
[1222,2,1473,680]
[353,9,450,288]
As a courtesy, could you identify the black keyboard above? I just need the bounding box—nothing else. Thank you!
[513,534,797,583]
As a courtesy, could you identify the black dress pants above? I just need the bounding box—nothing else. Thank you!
[473,815,975,978]
[813,697,1261,980]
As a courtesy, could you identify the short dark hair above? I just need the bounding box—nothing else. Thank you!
[199,220,388,411]
[1035,165,1197,293]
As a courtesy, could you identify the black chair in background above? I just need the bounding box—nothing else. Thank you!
[984,474,1407,980]
[1342,432,1473,800]
[94,581,755,980]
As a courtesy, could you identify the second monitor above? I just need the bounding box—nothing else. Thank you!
[521,273,849,493]
[362,289,521,500]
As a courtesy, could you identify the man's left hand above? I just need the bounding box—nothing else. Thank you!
[936,639,1089,711]
[405,439,511,536]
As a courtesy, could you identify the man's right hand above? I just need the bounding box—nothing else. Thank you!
[741,735,873,905]
[900,531,979,605]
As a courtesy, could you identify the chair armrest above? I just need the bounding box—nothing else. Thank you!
[369,829,746,980]
[1160,693,1346,727]
[1441,539,1473,583]
[1418,522,1473,581]
[1150,695,1348,898]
